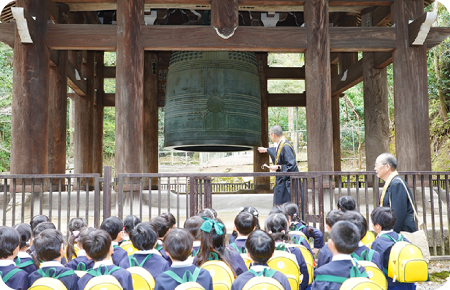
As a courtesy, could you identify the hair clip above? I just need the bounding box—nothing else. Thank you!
[268,230,272,234]
[73,231,80,237]
[281,230,285,234]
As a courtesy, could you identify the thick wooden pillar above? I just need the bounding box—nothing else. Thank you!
[305,0,333,172]
[11,0,50,175]
[115,0,144,177]
[48,4,69,176]
[254,53,270,192]
[93,52,104,175]
[392,0,431,171]
[331,64,341,172]
[362,11,390,171]
[143,52,158,189]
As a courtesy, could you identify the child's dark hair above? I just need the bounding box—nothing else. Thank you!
[198,208,217,219]
[195,218,236,277]
[130,222,158,251]
[269,205,289,222]
[234,212,256,236]
[150,216,170,238]
[83,229,112,262]
[326,209,344,228]
[161,212,176,228]
[123,215,141,235]
[33,222,56,238]
[184,216,204,240]
[340,211,368,241]
[163,228,193,261]
[66,218,88,262]
[245,230,275,265]
[0,226,20,259]
[100,216,123,240]
[230,206,260,240]
[30,215,50,231]
[264,213,290,242]
[282,202,313,234]
[337,196,356,212]
[13,223,32,250]
[371,207,396,231]
[79,227,96,246]
[329,221,360,254]
[34,229,64,262]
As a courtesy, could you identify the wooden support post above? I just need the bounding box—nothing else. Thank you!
[305,0,333,172]
[392,0,431,171]
[11,0,50,175]
[254,53,270,192]
[48,3,69,177]
[93,52,104,176]
[331,64,341,172]
[362,11,389,172]
[144,52,159,189]
[115,0,144,180]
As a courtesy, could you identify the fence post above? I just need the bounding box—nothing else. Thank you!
[103,166,112,219]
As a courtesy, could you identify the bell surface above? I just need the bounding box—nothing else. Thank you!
[164,51,262,152]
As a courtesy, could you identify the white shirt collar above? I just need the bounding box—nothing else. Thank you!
[111,242,119,247]
[332,254,353,262]
[193,241,201,247]
[171,260,193,268]
[93,259,114,269]
[77,250,86,257]
[157,239,163,245]
[275,241,285,247]
[358,241,364,247]
[134,249,159,255]
[250,265,270,272]
[378,230,394,238]
[17,251,32,258]
[41,261,64,268]
[0,260,16,267]
[236,236,248,241]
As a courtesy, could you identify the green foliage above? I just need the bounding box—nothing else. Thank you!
[0,43,13,171]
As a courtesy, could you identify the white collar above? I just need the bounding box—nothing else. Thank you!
[193,241,201,247]
[93,259,114,269]
[157,240,163,245]
[171,260,193,268]
[358,241,364,247]
[378,230,394,238]
[236,236,248,241]
[0,260,16,267]
[111,242,119,247]
[41,261,64,268]
[134,249,159,255]
[17,251,32,258]
[250,265,270,272]
[77,250,87,257]
[332,254,353,262]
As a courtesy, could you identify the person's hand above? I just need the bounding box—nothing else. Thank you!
[269,165,280,171]
[257,147,267,153]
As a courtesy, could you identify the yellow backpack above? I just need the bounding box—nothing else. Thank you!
[340,277,384,290]
[127,267,155,290]
[84,265,123,290]
[201,260,234,290]
[356,261,388,290]
[28,278,68,290]
[164,267,205,290]
[289,230,311,247]
[121,241,139,256]
[286,243,314,285]
[361,231,376,249]
[381,234,428,283]
[242,268,284,290]
[267,250,301,290]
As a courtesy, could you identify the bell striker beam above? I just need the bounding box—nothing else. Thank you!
[115,0,144,178]
[305,0,334,172]
[11,0,50,175]
[392,0,431,171]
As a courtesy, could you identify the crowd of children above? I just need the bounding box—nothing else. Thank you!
[0,198,425,290]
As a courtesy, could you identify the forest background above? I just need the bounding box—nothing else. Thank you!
[0,4,449,173]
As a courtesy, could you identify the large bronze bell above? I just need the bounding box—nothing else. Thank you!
[164,51,262,152]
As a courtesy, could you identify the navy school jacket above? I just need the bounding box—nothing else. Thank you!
[155,240,173,266]
[353,244,383,271]
[119,250,170,278]
[0,261,29,290]
[112,244,128,266]
[275,242,309,290]
[291,222,324,249]
[312,257,367,290]
[227,237,247,253]
[317,244,332,268]
[28,261,79,290]
[65,255,95,271]
[77,261,133,290]
[193,248,248,276]
[14,251,37,275]
[154,262,213,290]
[231,265,291,290]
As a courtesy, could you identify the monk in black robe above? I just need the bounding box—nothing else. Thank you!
[258,125,299,205]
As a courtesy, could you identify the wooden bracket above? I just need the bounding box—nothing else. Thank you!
[211,0,238,39]
[409,12,437,46]
[67,59,88,97]
[11,7,35,43]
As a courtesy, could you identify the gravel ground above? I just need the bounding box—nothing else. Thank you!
[416,261,450,290]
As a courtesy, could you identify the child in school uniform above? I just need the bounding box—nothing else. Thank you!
[312,221,367,290]
[123,215,141,242]
[337,195,356,212]
[229,206,260,244]
[100,216,128,266]
[340,211,383,270]
[227,211,257,254]
[184,216,205,256]
[119,222,170,278]
[65,217,88,263]
[317,209,343,268]
[28,229,79,290]
[151,216,173,265]
[77,229,133,290]
[231,230,291,290]
[154,228,213,290]
[161,212,177,229]
[13,223,36,275]
[195,217,248,276]
[370,207,416,290]
[0,226,28,290]
[65,227,96,271]
[265,213,309,290]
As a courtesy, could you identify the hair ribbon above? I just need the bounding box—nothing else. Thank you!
[200,217,224,235]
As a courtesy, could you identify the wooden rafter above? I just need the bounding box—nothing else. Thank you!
[268,93,306,107]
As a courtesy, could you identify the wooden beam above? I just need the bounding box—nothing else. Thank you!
[328,0,392,6]
[267,67,305,79]
[329,27,396,52]
[0,23,15,47]
[103,66,116,78]
[373,51,392,68]
[427,27,450,49]
[11,7,35,43]
[331,59,363,96]
[66,59,88,96]
[267,93,306,107]
[409,12,437,46]
[372,6,391,27]
[211,0,238,39]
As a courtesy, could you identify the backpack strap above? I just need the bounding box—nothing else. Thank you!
[362,249,375,262]
[37,268,76,279]
[77,262,86,271]
[314,275,347,284]
[349,259,369,279]
[350,252,362,261]
[249,268,277,278]
[208,252,219,261]
[15,257,34,269]
[0,268,22,283]
[229,243,245,254]
[129,254,153,267]
[87,265,121,277]
[155,243,163,251]
[380,234,404,243]
[191,248,199,257]
[113,245,119,249]
[275,244,286,251]
[291,236,305,245]
[164,267,202,284]
[295,224,306,231]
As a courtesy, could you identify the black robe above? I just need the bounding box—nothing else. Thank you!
[267,140,298,205]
